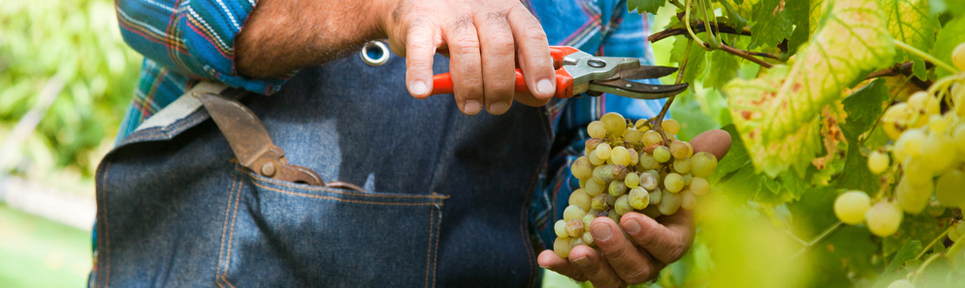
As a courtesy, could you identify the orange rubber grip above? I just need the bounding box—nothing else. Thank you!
[430,68,575,98]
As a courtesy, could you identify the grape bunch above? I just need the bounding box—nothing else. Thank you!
[553,112,718,258]
[833,46,965,238]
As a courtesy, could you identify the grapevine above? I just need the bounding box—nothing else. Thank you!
[549,0,965,287]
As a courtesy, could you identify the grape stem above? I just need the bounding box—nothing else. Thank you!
[914,227,950,260]
[648,21,752,43]
[683,0,707,49]
[650,38,694,141]
[668,0,685,10]
[791,221,844,259]
[892,39,960,74]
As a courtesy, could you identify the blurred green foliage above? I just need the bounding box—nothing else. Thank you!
[0,0,142,177]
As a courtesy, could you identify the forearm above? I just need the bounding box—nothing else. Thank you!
[236,0,386,78]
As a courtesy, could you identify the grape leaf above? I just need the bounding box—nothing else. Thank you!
[929,0,965,16]
[723,0,896,177]
[702,50,741,90]
[787,0,810,54]
[627,0,667,15]
[872,240,922,288]
[879,0,941,80]
[749,0,793,49]
[837,79,889,192]
[933,16,965,78]
[809,0,828,35]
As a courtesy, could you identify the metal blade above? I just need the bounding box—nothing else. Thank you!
[588,80,689,99]
[195,92,274,167]
[610,66,680,80]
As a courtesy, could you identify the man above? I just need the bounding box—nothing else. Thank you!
[101,0,729,287]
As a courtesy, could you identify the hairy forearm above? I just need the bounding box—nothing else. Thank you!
[236,0,385,78]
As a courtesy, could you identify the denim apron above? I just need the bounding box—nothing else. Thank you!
[94,47,553,287]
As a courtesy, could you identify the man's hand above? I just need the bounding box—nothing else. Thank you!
[537,129,732,288]
[236,0,557,115]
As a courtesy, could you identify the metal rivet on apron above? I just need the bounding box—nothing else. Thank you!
[360,41,390,66]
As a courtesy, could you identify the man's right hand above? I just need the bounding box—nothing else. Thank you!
[237,0,557,115]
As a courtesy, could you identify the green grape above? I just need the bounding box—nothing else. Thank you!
[587,121,607,138]
[958,221,965,239]
[585,138,604,150]
[610,146,631,166]
[902,158,934,186]
[608,180,628,197]
[606,194,617,206]
[955,43,965,71]
[662,119,680,136]
[665,173,685,193]
[565,219,584,238]
[691,152,718,177]
[582,214,596,230]
[833,190,872,225]
[601,112,627,136]
[682,173,693,185]
[579,178,587,189]
[937,170,965,208]
[595,143,612,160]
[867,151,890,175]
[588,149,605,165]
[894,128,926,162]
[614,195,632,215]
[690,177,709,196]
[642,205,662,218]
[896,176,932,214]
[571,156,594,180]
[591,193,609,211]
[882,103,911,140]
[643,130,663,146]
[886,279,915,288]
[638,152,659,170]
[950,223,962,242]
[669,140,693,159]
[640,172,658,190]
[627,148,639,166]
[608,209,621,223]
[866,200,903,237]
[593,164,627,184]
[921,133,958,174]
[554,237,571,258]
[605,156,615,165]
[570,237,586,248]
[635,119,650,130]
[563,205,587,222]
[954,125,965,156]
[659,189,682,215]
[585,179,606,196]
[569,189,592,211]
[653,146,671,163]
[680,189,696,210]
[625,128,643,142]
[927,113,954,134]
[582,230,595,246]
[649,188,663,205]
[673,158,692,174]
[554,220,569,238]
[628,187,650,210]
[625,172,640,188]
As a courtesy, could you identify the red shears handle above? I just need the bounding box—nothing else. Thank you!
[429,46,580,98]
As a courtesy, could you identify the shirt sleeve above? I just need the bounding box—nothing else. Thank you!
[115,0,286,94]
[530,0,668,250]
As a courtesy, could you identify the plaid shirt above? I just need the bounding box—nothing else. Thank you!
[110,0,664,265]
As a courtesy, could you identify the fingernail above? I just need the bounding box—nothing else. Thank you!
[592,223,611,241]
[573,256,590,267]
[465,100,481,115]
[489,101,509,115]
[410,81,428,95]
[537,79,554,95]
[538,262,549,268]
[623,219,641,235]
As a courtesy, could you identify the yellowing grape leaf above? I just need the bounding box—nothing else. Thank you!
[879,0,941,79]
[723,0,896,177]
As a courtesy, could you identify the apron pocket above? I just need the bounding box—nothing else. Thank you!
[215,168,447,288]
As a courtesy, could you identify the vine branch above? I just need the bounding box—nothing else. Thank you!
[718,43,774,69]
[893,39,960,74]
[648,21,751,43]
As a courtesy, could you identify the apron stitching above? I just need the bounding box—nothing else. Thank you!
[251,181,442,206]
[100,161,112,288]
[221,172,244,288]
[251,172,449,199]
[215,170,239,288]
[423,204,434,288]
[431,206,441,288]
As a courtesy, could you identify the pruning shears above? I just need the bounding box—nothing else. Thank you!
[430,46,688,99]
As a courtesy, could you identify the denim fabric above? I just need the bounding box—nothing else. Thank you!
[96,47,552,287]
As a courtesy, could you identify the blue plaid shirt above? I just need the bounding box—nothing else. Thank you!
[112,0,666,262]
